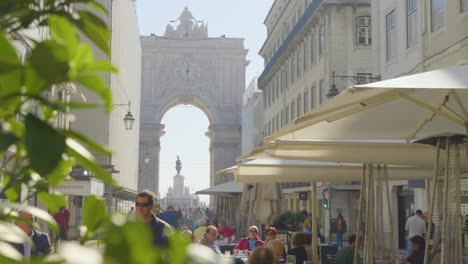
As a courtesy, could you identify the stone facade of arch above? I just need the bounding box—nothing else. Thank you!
[138,32,248,197]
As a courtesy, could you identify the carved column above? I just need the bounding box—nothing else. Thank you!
[138,124,165,196]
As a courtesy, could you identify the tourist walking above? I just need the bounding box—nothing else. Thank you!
[53,207,70,241]
[336,213,347,247]
[405,210,426,256]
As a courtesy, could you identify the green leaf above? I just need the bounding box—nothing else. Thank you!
[48,15,79,54]
[3,180,21,202]
[76,10,110,56]
[66,139,115,185]
[83,195,106,232]
[104,217,158,264]
[0,61,22,75]
[0,241,22,263]
[25,114,66,176]
[76,73,112,111]
[37,192,67,213]
[82,60,117,73]
[0,32,22,113]
[71,44,93,72]
[0,131,18,152]
[46,158,75,186]
[0,204,59,234]
[65,130,111,155]
[29,40,70,87]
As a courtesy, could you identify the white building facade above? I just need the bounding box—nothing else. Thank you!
[258,0,375,239]
[65,0,142,239]
[372,0,468,249]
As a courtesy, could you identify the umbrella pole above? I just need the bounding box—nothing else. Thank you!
[441,137,450,264]
[424,138,441,264]
[354,164,367,264]
[311,181,320,264]
[383,165,397,264]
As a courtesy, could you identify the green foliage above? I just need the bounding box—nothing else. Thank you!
[0,1,196,264]
[272,211,307,231]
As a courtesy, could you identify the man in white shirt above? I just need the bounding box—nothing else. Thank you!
[405,209,426,256]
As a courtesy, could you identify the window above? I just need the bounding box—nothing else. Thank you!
[431,0,445,31]
[263,91,267,109]
[304,39,309,72]
[463,0,468,12]
[356,16,372,45]
[297,95,302,117]
[296,50,302,79]
[281,110,284,127]
[268,84,272,106]
[386,10,396,61]
[407,0,418,47]
[311,86,316,109]
[319,25,325,56]
[285,105,290,124]
[275,74,279,99]
[281,66,288,93]
[319,80,326,104]
[310,34,316,64]
[291,101,296,120]
[276,113,280,130]
[304,89,310,113]
[290,58,295,84]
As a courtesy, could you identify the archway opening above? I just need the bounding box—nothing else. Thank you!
[159,104,211,207]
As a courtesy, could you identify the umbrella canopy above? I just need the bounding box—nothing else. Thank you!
[195,181,243,195]
[265,65,468,142]
[227,159,433,183]
[239,140,437,168]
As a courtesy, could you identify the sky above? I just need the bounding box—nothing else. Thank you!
[135,0,274,204]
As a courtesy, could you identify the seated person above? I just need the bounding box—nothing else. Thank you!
[287,232,308,264]
[217,219,235,240]
[404,235,425,264]
[233,225,264,251]
[335,234,360,264]
[264,226,278,244]
[13,210,51,257]
[247,247,276,264]
[197,225,221,254]
[266,239,286,264]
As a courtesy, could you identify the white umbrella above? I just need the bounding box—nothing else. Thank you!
[239,139,438,168]
[265,64,468,142]
[228,159,433,183]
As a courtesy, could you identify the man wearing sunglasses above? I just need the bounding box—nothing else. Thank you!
[135,190,172,247]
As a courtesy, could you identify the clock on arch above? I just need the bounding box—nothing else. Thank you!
[176,60,200,81]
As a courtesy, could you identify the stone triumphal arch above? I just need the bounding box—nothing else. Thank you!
[138,8,248,196]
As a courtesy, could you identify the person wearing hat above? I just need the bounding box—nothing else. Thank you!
[264,226,278,244]
[217,219,235,241]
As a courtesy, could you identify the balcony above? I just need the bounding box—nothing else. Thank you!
[258,0,323,87]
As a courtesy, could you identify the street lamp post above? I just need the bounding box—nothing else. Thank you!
[113,101,135,130]
[327,71,381,99]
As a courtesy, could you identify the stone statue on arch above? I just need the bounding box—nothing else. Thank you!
[176,155,182,175]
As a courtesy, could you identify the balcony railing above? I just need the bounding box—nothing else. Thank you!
[258,0,323,87]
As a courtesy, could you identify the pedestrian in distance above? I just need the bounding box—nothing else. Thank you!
[336,213,347,247]
[405,210,426,256]
[53,207,70,242]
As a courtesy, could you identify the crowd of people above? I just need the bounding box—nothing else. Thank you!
[8,189,434,264]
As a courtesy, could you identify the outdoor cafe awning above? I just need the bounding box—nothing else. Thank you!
[220,159,433,184]
[195,181,243,195]
[265,64,468,143]
[238,140,438,168]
